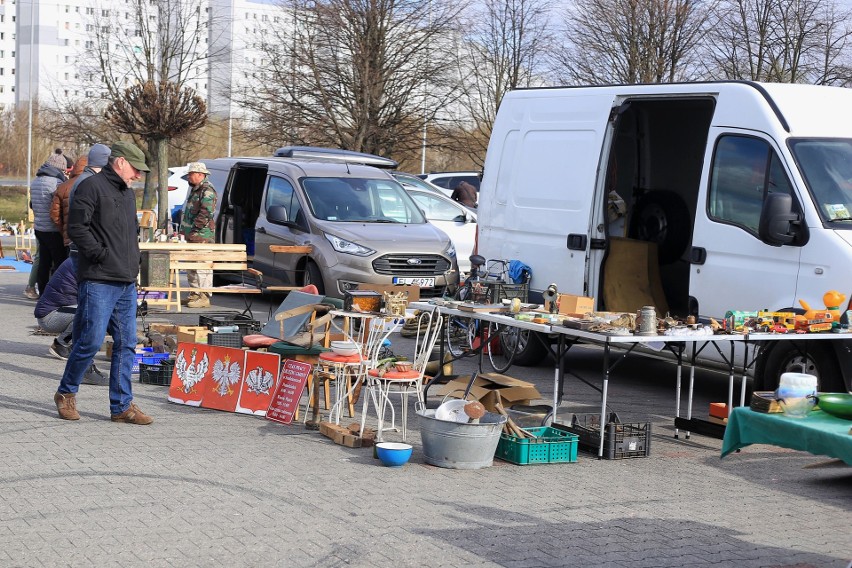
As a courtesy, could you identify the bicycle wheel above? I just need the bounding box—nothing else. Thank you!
[445,315,475,357]
[486,322,519,373]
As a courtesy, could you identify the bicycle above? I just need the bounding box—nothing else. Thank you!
[444,255,525,373]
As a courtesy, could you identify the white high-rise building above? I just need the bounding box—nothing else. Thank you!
[9,0,280,117]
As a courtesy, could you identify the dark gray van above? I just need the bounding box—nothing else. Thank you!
[202,153,460,299]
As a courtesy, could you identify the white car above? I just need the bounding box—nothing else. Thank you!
[417,171,481,197]
[166,165,189,224]
[404,187,477,274]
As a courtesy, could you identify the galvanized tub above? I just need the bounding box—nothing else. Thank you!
[416,408,507,469]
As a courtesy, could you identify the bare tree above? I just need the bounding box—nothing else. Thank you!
[552,0,711,85]
[235,0,466,160]
[705,0,852,85]
[453,0,553,167]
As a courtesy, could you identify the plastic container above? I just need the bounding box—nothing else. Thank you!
[207,331,243,348]
[139,359,175,386]
[132,349,170,374]
[554,415,651,459]
[199,313,260,336]
[416,408,507,469]
[495,426,579,465]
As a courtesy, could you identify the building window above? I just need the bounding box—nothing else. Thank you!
[64,72,69,80]
[86,7,93,15]
[101,9,109,16]
[0,69,4,75]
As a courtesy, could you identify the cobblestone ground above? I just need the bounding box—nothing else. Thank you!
[0,269,849,568]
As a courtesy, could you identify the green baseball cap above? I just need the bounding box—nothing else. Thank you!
[110,141,150,172]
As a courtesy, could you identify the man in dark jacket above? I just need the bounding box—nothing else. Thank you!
[35,257,107,385]
[53,141,153,425]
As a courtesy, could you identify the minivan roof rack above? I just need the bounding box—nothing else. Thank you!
[273,146,399,169]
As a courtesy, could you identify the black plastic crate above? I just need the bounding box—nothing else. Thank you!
[139,359,175,386]
[199,312,260,336]
[470,280,529,304]
[553,414,651,459]
[207,331,244,348]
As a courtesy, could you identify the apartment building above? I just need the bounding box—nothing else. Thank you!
[7,0,280,117]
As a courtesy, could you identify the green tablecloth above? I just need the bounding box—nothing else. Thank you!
[721,407,852,465]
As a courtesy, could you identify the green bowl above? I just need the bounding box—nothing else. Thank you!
[815,393,852,420]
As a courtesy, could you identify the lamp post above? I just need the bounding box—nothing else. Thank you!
[25,0,35,223]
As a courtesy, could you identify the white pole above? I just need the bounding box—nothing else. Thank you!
[25,0,35,223]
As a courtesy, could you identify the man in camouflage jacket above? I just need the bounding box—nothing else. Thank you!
[179,162,218,308]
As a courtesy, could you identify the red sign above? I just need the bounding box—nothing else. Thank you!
[266,359,313,424]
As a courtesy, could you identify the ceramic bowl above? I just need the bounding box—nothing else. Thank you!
[394,361,414,373]
[815,392,852,419]
[375,442,413,467]
[330,340,359,356]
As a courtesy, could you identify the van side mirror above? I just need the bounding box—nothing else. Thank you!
[453,213,467,223]
[267,205,289,224]
[759,193,806,246]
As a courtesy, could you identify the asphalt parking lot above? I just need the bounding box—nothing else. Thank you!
[0,258,850,567]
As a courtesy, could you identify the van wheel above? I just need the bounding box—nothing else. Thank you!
[512,331,549,366]
[629,190,690,264]
[754,342,843,392]
[302,260,325,295]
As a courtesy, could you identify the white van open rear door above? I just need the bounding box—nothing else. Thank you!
[479,91,614,298]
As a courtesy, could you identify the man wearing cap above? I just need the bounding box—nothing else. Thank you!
[54,141,154,425]
[179,162,218,309]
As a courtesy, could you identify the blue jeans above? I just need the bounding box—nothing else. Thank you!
[58,280,138,415]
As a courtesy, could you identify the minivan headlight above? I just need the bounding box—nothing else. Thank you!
[325,233,375,257]
[445,241,457,258]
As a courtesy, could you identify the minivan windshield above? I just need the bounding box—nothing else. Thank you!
[790,138,852,226]
[301,177,427,223]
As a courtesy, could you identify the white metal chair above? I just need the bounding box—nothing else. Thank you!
[360,309,443,442]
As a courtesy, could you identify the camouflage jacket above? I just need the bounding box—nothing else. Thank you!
[179,178,217,243]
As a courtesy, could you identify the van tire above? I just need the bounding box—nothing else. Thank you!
[754,341,844,392]
[303,260,325,295]
[629,190,690,264]
[512,331,549,366]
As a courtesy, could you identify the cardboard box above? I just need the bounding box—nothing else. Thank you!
[433,372,542,412]
[319,421,375,448]
[148,323,178,335]
[356,284,421,303]
[558,294,595,317]
[176,325,209,345]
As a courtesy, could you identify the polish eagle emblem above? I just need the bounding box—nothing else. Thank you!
[245,365,275,395]
[212,354,242,396]
[175,347,209,393]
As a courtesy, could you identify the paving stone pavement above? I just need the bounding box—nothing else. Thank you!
[0,269,850,568]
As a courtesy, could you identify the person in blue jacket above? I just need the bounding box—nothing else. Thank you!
[35,257,106,385]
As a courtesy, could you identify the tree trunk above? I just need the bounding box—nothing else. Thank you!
[155,137,170,230]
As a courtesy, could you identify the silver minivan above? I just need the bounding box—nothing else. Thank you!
[203,150,460,299]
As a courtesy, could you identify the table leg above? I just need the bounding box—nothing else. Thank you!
[739,342,749,407]
[685,343,697,440]
[599,344,610,459]
[674,343,684,439]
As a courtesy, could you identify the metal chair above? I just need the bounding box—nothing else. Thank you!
[360,309,443,442]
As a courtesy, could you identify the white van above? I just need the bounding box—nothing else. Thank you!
[478,81,852,393]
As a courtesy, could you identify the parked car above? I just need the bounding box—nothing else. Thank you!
[418,171,481,196]
[404,187,477,274]
[391,171,445,194]
[201,148,460,299]
[166,165,189,226]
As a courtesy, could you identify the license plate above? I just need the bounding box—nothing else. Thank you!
[392,277,435,287]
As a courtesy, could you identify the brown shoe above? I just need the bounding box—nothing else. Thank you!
[54,392,80,420]
[111,403,153,425]
[186,294,210,308]
[181,292,199,306]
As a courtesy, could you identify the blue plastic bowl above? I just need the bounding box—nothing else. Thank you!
[375,442,413,467]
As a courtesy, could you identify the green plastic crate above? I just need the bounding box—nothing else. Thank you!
[495,426,579,465]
